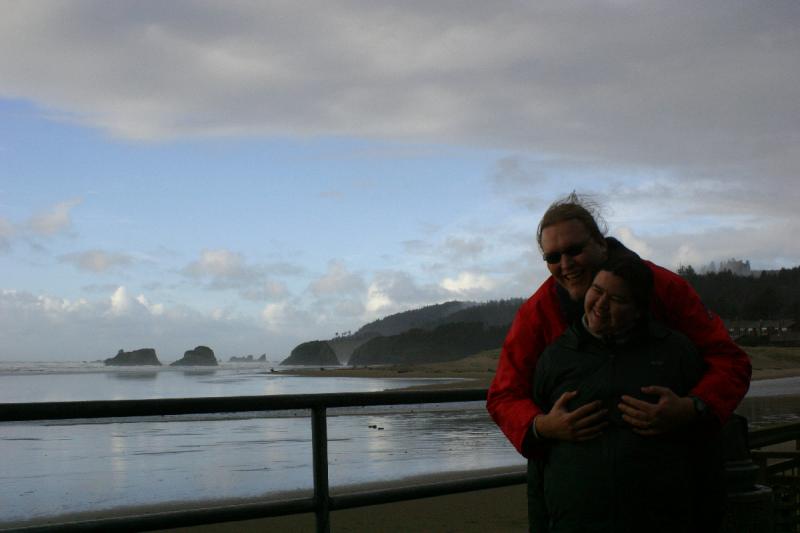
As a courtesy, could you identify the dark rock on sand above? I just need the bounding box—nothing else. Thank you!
[104,348,162,366]
[171,345,218,366]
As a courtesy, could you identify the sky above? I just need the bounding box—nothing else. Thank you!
[1,1,798,362]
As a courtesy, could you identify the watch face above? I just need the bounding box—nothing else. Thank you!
[692,396,706,415]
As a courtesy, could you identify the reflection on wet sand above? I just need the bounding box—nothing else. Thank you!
[181,369,217,377]
[736,394,800,429]
[107,371,159,380]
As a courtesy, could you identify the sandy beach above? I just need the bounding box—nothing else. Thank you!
[161,484,528,532]
[278,345,800,385]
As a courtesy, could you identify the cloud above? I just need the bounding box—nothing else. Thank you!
[60,249,135,272]
[135,294,164,315]
[260,300,313,335]
[309,260,365,296]
[240,280,289,302]
[26,198,82,236]
[614,227,654,260]
[633,219,800,272]
[182,249,297,302]
[365,270,445,315]
[109,286,131,315]
[440,271,496,297]
[489,155,548,191]
[443,236,486,261]
[184,249,253,280]
[0,286,293,361]
[0,216,13,251]
[1,1,795,201]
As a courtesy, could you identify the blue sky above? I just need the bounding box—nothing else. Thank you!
[1,1,798,361]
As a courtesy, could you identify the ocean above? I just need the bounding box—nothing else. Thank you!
[1,361,797,526]
[0,361,520,525]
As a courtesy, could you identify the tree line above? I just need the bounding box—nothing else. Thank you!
[677,265,800,320]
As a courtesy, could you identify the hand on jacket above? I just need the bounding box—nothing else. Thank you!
[618,386,696,436]
[535,390,608,441]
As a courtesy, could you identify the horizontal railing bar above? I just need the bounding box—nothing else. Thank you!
[748,421,800,449]
[763,460,800,476]
[751,451,800,459]
[0,389,488,422]
[330,471,527,510]
[8,497,317,533]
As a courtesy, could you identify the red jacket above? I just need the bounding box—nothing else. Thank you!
[486,260,752,457]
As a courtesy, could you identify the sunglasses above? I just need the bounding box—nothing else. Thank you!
[542,241,589,264]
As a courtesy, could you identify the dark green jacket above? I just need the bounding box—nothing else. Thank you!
[532,319,704,533]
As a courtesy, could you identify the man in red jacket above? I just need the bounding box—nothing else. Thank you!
[487,193,750,453]
[486,193,751,529]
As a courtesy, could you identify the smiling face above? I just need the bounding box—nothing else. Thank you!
[540,219,608,301]
[584,270,642,336]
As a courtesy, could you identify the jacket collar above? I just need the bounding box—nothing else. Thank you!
[561,315,669,350]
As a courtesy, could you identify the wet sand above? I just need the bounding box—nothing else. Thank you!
[7,467,527,532]
[162,484,528,532]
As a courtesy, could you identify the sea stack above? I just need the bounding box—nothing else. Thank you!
[170,345,218,366]
[104,348,162,366]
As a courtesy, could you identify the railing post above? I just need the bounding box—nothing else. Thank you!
[312,405,331,533]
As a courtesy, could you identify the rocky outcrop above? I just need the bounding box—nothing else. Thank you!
[104,348,162,366]
[280,341,340,366]
[171,345,218,366]
[229,353,268,362]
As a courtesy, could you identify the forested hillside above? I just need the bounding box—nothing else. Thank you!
[679,266,800,320]
[354,301,476,337]
[348,322,508,366]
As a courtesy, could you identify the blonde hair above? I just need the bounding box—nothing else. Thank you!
[536,191,607,250]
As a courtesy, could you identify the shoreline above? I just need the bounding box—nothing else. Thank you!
[1,465,525,531]
[276,346,800,388]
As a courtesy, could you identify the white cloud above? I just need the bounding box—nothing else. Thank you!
[260,301,313,335]
[614,227,654,260]
[310,260,365,296]
[440,271,496,297]
[365,282,393,314]
[109,286,130,315]
[182,248,280,296]
[135,294,164,315]
[26,198,82,236]
[0,1,795,204]
[184,249,250,279]
[0,287,291,361]
[60,249,134,272]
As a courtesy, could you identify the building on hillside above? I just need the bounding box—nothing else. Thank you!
[724,319,796,339]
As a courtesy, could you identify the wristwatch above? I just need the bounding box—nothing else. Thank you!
[690,395,709,420]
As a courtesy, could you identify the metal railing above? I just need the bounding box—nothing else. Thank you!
[3,392,800,533]
[751,422,800,533]
[0,389,524,533]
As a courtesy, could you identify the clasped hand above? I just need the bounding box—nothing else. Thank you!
[617,386,696,436]
[534,391,608,442]
[536,387,697,441]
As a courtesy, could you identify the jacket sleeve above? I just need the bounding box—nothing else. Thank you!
[649,263,752,424]
[486,281,566,457]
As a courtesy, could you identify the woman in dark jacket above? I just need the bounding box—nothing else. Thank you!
[532,255,705,533]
